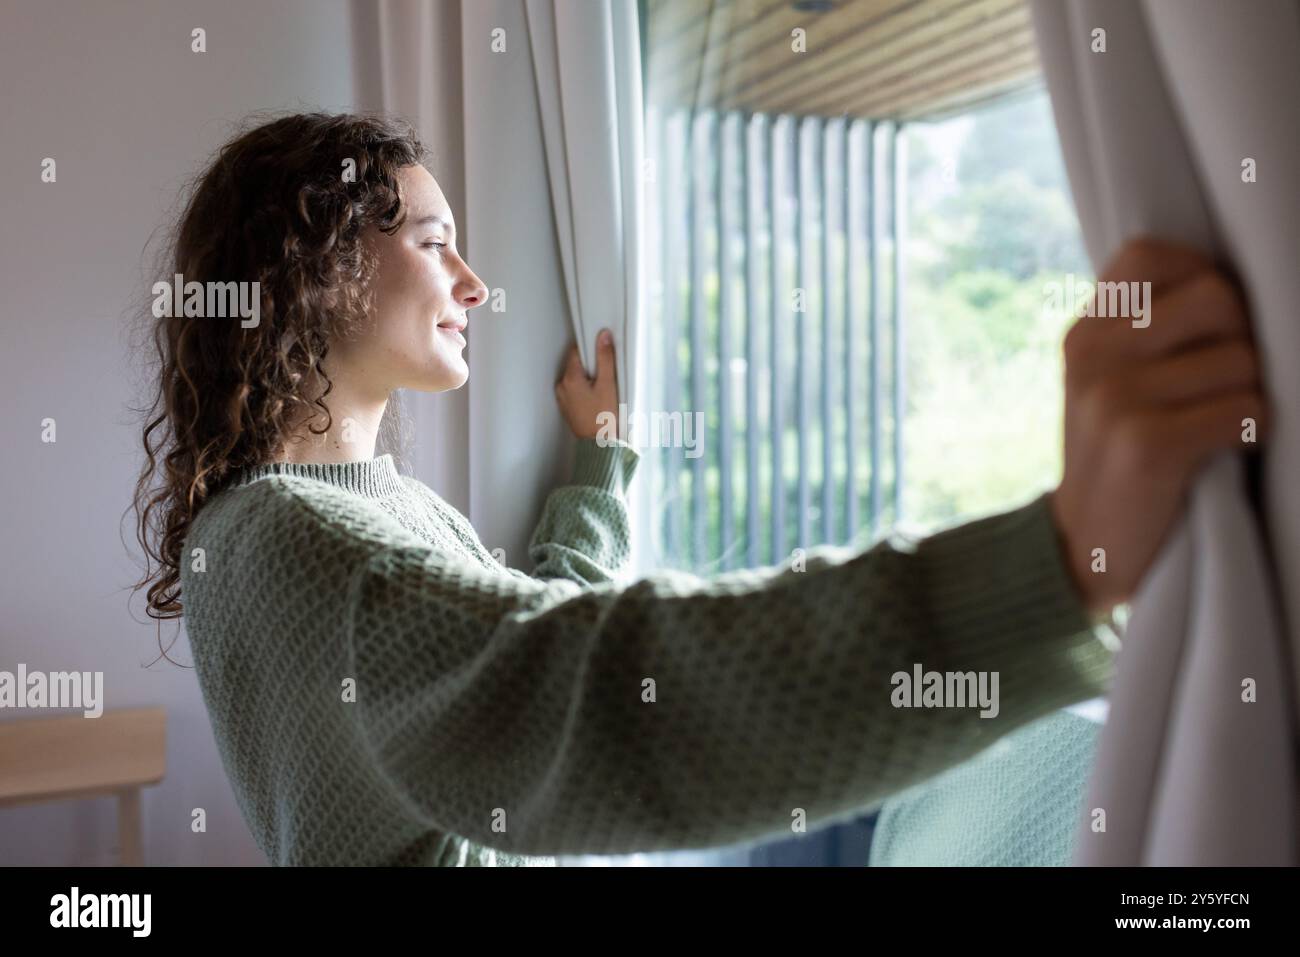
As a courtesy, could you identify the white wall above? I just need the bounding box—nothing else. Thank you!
[0,0,463,865]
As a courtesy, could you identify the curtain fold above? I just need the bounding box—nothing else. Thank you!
[525,0,644,401]
[1031,0,1300,865]
[523,0,652,575]
[359,0,647,572]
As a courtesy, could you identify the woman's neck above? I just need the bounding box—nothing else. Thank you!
[277,379,388,465]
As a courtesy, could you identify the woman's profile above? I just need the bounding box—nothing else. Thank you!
[131,112,1265,866]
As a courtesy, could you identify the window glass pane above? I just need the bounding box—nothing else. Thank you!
[902,91,1092,532]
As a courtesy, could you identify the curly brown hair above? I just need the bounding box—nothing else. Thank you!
[131,111,428,624]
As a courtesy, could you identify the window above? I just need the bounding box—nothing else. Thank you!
[561,0,1089,868]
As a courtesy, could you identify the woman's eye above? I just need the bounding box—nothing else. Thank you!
[422,241,446,250]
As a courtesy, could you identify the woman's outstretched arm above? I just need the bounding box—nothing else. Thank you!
[252,474,1109,858]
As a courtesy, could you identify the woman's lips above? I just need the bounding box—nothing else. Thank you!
[438,325,466,346]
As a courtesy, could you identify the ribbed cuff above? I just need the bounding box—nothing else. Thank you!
[915,493,1117,724]
[572,437,641,496]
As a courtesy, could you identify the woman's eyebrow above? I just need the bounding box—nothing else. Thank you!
[411,214,455,235]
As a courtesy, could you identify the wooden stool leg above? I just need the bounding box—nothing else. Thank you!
[117,788,143,866]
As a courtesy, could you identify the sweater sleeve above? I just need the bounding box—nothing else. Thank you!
[277,481,1116,859]
[526,437,640,585]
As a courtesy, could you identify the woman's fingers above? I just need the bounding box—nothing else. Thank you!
[553,333,619,440]
[594,329,616,388]
[1098,236,1213,293]
[557,332,617,389]
[555,343,582,391]
[1063,245,1251,388]
[566,342,585,378]
[1092,339,1261,414]
[1162,389,1270,477]
[1134,270,1252,360]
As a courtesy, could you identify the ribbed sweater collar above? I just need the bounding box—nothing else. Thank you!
[234,454,404,500]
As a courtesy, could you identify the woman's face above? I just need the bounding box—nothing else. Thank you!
[333,164,488,396]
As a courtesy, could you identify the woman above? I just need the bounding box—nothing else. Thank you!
[132,112,1265,866]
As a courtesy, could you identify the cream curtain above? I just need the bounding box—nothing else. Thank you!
[1031,0,1300,865]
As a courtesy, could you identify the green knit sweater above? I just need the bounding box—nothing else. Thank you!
[181,437,1114,866]
[869,708,1102,865]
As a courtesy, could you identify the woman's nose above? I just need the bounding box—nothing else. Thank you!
[457,269,488,309]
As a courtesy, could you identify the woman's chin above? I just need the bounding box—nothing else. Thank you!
[401,360,469,393]
[436,362,470,392]
[449,356,469,387]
